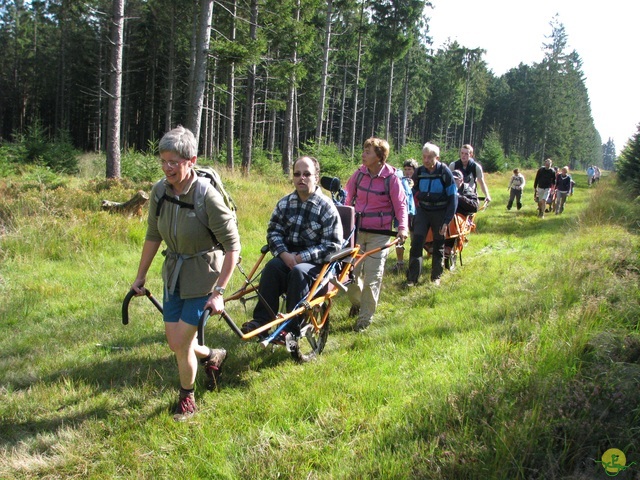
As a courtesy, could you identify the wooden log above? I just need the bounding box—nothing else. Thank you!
[101,190,149,217]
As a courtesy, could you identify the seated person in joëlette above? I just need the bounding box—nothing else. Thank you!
[452,169,479,216]
[241,156,343,338]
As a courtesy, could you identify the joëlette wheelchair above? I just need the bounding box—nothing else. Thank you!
[122,177,399,363]
[423,198,489,271]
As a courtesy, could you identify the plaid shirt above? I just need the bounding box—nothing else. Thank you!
[268,187,343,264]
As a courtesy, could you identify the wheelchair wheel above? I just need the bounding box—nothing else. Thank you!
[290,302,329,363]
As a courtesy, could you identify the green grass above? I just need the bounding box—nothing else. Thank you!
[1,166,639,479]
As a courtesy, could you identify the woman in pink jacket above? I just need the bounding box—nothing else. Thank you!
[345,137,409,331]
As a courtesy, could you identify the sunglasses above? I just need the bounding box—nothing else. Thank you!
[293,172,314,178]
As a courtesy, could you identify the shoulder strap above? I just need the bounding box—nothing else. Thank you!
[193,176,211,229]
[353,171,392,199]
[468,159,477,179]
[438,164,449,188]
[351,171,364,206]
[155,178,219,246]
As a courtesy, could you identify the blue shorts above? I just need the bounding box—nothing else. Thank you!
[163,287,209,327]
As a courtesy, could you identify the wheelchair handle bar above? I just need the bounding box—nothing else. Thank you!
[122,288,163,325]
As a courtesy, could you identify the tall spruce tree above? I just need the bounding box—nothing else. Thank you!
[616,124,640,195]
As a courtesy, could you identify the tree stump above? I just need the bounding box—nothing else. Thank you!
[101,190,149,217]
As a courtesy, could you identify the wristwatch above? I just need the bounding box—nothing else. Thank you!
[213,285,225,295]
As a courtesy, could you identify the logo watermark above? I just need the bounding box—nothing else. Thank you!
[595,448,636,476]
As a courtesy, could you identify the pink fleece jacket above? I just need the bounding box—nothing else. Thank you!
[345,163,408,232]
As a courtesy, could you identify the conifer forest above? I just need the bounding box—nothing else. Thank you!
[0,0,608,174]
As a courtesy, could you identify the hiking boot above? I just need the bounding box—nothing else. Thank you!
[241,320,268,340]
[202,348,227,391]
[348,305,360,318]
[354,319,371,332]
[173,391,197,422]
[390,262,405,274]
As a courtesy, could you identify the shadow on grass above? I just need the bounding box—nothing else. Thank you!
[0,331,294,450]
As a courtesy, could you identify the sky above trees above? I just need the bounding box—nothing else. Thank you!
[428,0,639,155]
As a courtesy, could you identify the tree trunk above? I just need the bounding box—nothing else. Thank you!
[315,0,333,143]
[188,0,214,150]
[164,5,176,132]
[337,62,347,151]
[206,61,218,160]
[360,80,368,149]
[400,57,409,149]
[106,0,125,179]
[101,190,149,216]
[55,0,68,133]
[282,0,300,174]
[187,3,199,114]
[242,0,259,175]
[350,1,364,159]
[226,0,237,169]
[384,58,394,140]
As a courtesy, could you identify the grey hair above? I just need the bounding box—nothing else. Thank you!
[422,142,440,157]
[159,125,197,160]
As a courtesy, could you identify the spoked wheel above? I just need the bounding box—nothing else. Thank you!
[290,302,330,363]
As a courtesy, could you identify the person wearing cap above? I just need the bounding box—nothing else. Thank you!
[452,169,479,216]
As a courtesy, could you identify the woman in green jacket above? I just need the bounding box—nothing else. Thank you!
[131,126,241,421]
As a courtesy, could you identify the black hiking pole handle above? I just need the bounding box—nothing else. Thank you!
[198,308,243,346]
[122,288,163,325]
[198,308,210,345]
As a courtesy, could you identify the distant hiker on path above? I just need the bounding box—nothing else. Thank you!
[506,168,525,211]
[534,158,556,218]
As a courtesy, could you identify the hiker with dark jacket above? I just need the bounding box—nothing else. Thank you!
[449,144,491,203]
[345,137,409,332]
[554,166,574,214]
[131,126,240,421]
[533,158,556,218]
[407,142,457,287]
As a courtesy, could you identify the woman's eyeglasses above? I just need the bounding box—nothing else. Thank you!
[159,158,186,169]
[293,172,313,178]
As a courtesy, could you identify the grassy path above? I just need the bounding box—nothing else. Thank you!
[1,171,638,479]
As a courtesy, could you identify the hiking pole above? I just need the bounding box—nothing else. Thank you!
[122,288,163,325]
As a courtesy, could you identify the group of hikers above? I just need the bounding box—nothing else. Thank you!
[508,158,576,218]
[130,126,493,420]
[587,165,601,186]
[130,125,597,421]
